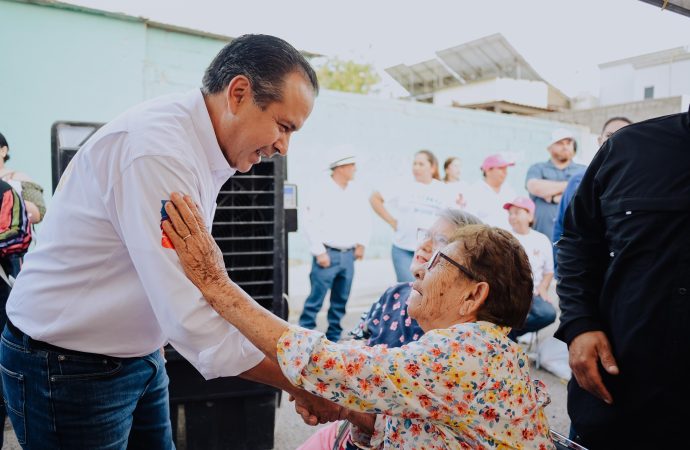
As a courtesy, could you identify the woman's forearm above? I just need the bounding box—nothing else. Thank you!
[203,281,289,362]
[369,192,397,230]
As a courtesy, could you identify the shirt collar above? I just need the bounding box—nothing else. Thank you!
[188,89,235,174]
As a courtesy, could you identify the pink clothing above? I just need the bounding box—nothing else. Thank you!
[298,422,344,450]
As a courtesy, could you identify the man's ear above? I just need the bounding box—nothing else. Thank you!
[226,75,252,114]
[460,281,489,316]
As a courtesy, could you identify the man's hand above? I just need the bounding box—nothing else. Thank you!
[290,391,344,426]
[316,252,331,268]
[388,218,398,231]
[569,331,619,404]
[354,245,365,260]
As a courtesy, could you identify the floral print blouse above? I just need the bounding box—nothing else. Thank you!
[278,321,554,449]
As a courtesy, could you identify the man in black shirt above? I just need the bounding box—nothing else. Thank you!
[556,105,690,448]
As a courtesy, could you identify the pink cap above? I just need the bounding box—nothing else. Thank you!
[503,196,536,215]
[481,154,515,171]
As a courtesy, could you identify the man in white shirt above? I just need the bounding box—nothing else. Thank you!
[0,35,329,449]
[299,153,371,341]
[464,154,516,230]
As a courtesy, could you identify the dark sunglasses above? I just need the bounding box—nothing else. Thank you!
[427,250,480,281]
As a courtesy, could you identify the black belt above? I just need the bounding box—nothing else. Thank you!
[325,245,355,253]
[5,319,101,357]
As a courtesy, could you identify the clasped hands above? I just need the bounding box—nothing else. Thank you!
[289,389,345,425]
[290,390,376,434]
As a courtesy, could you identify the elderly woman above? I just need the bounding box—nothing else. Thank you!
[298,209,482,449]
[350,209,482,347]
[163,193,554,449]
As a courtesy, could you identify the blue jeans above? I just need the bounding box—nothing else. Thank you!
[0,325,173,449]
[391,245,415,283]
[299,248,355,341]
[509,295,557,339]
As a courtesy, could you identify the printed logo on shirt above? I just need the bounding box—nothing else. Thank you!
[160,200,174,249]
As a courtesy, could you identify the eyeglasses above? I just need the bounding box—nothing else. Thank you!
[417,228,449,251]
[427,250,480,281]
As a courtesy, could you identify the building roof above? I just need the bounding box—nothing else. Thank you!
[639,0,690,17]
[385,33,546,97]
[599,45,690,69]
[6,0,322,58]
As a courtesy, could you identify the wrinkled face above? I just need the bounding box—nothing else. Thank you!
[485,166,507,186]
[218,72,315,173]
[446,159,461,180]
[408,242,473,330]
[334,163,356,182]
[412,154,435,182]
[507,206,532,231]
[411,218,456,272]
[548,138,575,164]
[598,120,629,146]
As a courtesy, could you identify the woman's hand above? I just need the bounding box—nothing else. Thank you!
[162,192,229,294]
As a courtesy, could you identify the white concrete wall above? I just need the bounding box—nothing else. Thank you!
[289,90,591,262]
[432,78,549,109]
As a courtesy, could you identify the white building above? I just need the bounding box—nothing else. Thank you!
[385,33,570,115]
[599,46,690,105]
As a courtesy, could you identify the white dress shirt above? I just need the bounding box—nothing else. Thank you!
[302,175,371,256]
[464,180,517,230]
[7,89,264,380]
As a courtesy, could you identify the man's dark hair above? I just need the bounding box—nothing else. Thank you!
[0,132,9,162]
[202,34,319,109]
[601,116,633,133]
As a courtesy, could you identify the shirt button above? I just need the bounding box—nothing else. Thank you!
[679,288,687,296]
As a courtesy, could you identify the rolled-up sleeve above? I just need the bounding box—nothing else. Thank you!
[106,155,264,379]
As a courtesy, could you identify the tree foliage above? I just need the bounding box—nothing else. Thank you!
[315,58,381,95]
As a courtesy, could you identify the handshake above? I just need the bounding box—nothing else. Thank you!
[290,390,376,435]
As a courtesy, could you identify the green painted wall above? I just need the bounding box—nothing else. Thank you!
[0,0,228,199]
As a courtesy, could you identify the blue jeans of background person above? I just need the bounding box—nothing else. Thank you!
[299,247,355,341]
[391,245,415,283]
[509,295,557,340]
[0,324,173,449]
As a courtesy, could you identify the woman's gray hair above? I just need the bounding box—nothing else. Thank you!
[438,208,483,229]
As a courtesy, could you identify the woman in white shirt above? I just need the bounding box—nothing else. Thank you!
[370,150,455,282]
[443,157,468,208]
[504,196,557,340]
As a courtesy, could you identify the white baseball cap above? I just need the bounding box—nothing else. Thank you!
[548,128,575,147]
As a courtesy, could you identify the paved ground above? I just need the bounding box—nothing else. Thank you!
[1,258,570,449]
